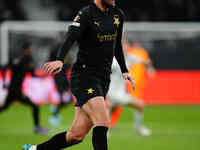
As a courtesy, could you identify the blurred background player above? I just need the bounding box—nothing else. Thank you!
[0,66,7,107]
[0,43,49,134]
[48,41,74,126]
[108,41,155,136]
[126,41,155,100]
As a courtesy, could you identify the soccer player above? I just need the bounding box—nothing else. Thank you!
[23,0,134,150]
[0,46,49,134]
[109,41,155,133]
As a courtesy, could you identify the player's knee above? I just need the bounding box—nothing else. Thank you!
[104,119,110,128]
[137,101,144,112]
[90,111,110,127]
[94,119,110,128]
[140,101,144,108]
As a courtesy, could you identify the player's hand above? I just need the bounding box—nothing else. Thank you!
[147,66,156,78]
[123,72,135,90]
[42,60,63,75]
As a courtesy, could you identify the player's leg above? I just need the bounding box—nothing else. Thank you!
[127,96,151,136]
[65,107,93,145]
[109,90,151,136]
[23,107,93,150]
[109,105,123,129]
[107,89,126,129]
[70,73,110,150]
[82,96,109,150]
[32,95,109,150]
[126,72,151,135]
[20,95,49,134]
[127,96,144,127]
[0,92,14,112]
[49,91,72,126]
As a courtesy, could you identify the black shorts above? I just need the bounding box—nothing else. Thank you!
[54,71,70,92]
[70,73,110,107]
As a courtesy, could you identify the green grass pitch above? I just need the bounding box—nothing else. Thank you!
[0,104,200,150]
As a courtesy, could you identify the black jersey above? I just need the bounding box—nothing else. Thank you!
[8,54,34,92]
[56,3,128,79]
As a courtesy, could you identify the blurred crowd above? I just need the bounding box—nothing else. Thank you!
[0,0,200,23]
[0,0,26,22]
[122,0,200,21]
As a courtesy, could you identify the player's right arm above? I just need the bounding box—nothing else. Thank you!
[42,7,90,75]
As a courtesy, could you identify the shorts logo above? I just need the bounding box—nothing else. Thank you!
[87,88,95,94]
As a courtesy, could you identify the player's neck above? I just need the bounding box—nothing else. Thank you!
[94,0,108,12]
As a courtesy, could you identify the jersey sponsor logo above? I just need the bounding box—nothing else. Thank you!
[97,32,117,42]
[113,15,120,27]
[87,88,95,94]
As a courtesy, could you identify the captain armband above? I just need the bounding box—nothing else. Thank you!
[70,22,80,27]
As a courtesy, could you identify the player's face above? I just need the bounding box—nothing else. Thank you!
[102,0,115,6]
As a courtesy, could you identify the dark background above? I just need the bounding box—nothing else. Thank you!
[0,0,200,69]
[1,0,200,22]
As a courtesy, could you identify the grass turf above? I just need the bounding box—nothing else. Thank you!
[0,104,200,150]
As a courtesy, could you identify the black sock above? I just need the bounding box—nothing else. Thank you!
[37,132,68,150]
[36,131,82,150]
[92,126,108,150]
[33,106,39,126]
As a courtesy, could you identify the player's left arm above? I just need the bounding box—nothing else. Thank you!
[42,7,91,75]
[114,10,135,89]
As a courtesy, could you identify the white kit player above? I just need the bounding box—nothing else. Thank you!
[108,56,151,136]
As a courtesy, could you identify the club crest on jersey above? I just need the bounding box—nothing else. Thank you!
[113,15,120,27]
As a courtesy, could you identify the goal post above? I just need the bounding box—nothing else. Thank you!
[1,21,200,105]
[1,21,200,68]
[0,21,70,65]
